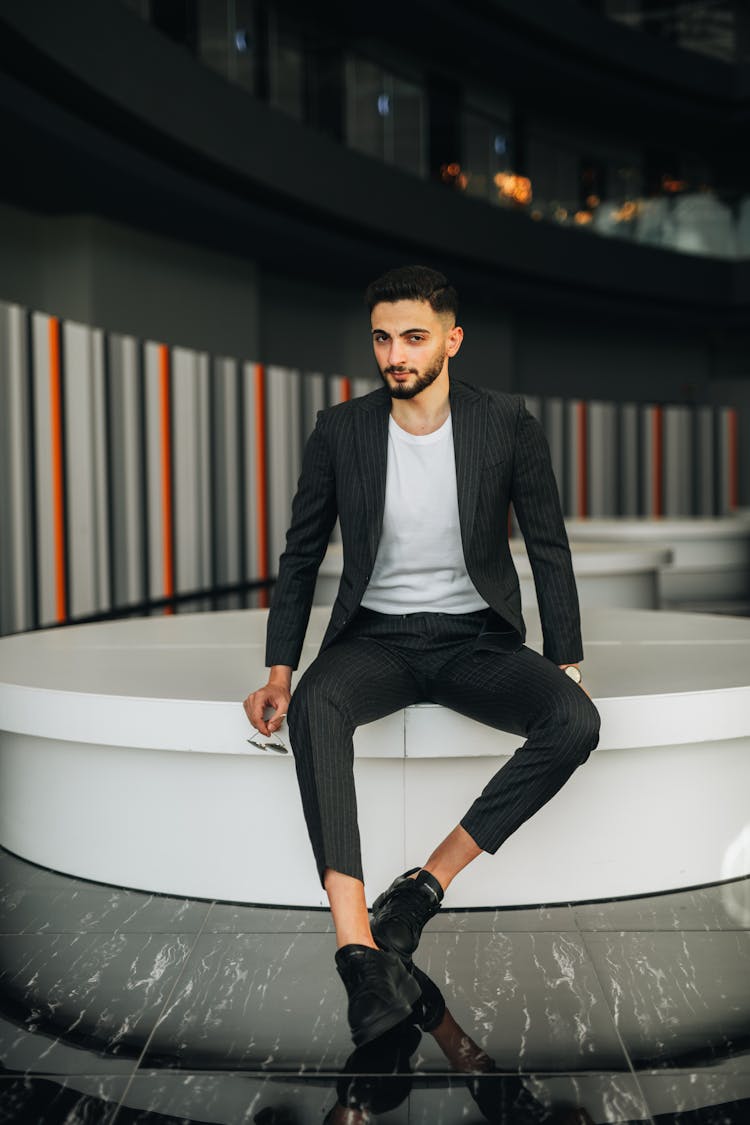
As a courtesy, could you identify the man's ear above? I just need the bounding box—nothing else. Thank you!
[447,324,464,357]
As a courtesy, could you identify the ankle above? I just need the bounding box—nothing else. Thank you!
[336,935,379,952]
[415,867,446,899]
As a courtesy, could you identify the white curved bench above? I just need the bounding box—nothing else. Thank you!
[1,607,748,907]
[565,517,750,607]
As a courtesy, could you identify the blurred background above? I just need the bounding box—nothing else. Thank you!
[1,0,749,635]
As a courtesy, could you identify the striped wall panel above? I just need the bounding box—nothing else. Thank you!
[566,400,588,518]
[718,407,739,516]
[641,404,663,518]
[543,397,566,509]
[107,335,148,609]
[176,347,213,613]
[143,342,172,609]
[663,405,693,516]
[0,305,34,635]
[241,362,267,610]
[588,402,618,518]
[0,298,742,636]
[266,365,303,579]
[695,406,715,517]
[618,404,640,517]
[63,321,111,620]
[30,313,62,627]
[212,356,243,610]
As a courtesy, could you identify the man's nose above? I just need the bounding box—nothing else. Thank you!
[388,339,407,366]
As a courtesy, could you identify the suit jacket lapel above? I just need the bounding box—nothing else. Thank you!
[354,387,390,567]
[450,379,487,552]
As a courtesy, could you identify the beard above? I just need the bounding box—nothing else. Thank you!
[377,350,446,400]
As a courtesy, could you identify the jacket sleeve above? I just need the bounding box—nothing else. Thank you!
[264,412,339,670]
[510,399,583,664]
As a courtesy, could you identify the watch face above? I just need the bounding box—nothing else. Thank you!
[564,665,582,683]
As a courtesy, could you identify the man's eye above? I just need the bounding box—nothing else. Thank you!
[410,335,425,342]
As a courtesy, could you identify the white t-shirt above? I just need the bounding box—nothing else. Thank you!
[360,413,489,614]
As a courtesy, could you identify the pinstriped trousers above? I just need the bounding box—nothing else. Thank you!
[287,607,601,886]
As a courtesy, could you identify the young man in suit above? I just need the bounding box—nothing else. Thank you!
[244,265,600,1047]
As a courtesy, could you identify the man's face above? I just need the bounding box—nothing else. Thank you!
[370,299,462,400]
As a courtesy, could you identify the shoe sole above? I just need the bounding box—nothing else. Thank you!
[350,971,421,1047]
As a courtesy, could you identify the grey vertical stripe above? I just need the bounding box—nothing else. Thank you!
[213,356,242,609]
[717,406,732,516]
[0,305,34,633]
[588,401,617,518]
[641,404,657,517]
[63,321,110,618]
[267,365,302,574]
[108,335,147,607]
[173,347,212,612]
[695,406,714,516]
[143,342,166,601]
[619,404,640,516]
[241,361,261,604]
[664,405,692,516]
[565,399,583,517]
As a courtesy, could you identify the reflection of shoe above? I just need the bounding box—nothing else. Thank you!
[371,868,444,960]
[466,1072,546,1125]
[408,962,446,1032]
[335,944,421,1047]
[336,1019,421,1113]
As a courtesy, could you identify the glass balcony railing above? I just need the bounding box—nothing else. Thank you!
[118,0,747,260]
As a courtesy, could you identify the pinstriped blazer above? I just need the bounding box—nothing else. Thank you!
[265,377,583,670]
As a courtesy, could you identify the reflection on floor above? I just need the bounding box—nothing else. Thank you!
[0,846,748,1124]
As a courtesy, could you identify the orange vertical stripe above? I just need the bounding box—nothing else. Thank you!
[728,408,739,510]
[48,318,67,622]
[340,377,352,402]
[652,406,663,517]
[254,363,269,609]
[577,401,588,518]
[158,344,175,614]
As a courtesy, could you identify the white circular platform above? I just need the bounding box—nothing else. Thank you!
[1,607,749,907]
[565,517,750,606]
[315,541,672,610]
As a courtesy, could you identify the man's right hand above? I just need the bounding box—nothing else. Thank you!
[243,666,292,736]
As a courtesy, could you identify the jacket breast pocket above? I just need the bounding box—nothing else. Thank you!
[482,457,506,476]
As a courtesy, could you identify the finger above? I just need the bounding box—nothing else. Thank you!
[249,694,273,736]
[267,709,288,730]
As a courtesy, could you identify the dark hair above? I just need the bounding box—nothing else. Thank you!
[364,265,458,319]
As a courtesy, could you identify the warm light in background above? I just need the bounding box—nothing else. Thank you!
[493,172,532,205]
[662,175,688,193]
[440,162,468,189]
[613,200,639,222]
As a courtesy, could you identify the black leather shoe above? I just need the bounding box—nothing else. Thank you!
[408,962,446,1033]
[335,1019,421,1114]
[371,868,444,960]
[335,944,421,1047]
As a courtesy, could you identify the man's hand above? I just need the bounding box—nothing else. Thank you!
[243,665,292,736]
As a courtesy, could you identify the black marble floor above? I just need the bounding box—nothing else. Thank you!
[0,846,748,1124]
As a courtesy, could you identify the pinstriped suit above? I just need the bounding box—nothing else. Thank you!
[266,378,600,885]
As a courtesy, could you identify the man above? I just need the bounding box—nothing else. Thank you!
[244,265,600,1048]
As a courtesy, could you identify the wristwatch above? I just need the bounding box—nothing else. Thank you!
[563,665,582,684]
